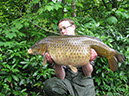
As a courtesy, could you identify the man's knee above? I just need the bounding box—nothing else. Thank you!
[43,77,68,96]
[43,78,54,95]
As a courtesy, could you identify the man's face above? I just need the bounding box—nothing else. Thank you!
[59,21,75,35]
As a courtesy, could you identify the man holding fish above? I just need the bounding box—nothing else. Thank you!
[43,18,97,96]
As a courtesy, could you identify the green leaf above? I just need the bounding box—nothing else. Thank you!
[18,32,26,37]
[54,3,62,10]
[34,82,41,87]
[21,88,27,92]
[11,27,18,32]
[95,77,101,85]
[2,69,10,72]
[12,75,19,82]
[38,7,44,14]
[115,10,129,19]
[6,76,12,82]
[3,84,10,90]
[0,12,3,15]
[45,6,53,11]
[33,71,39,76]
[11,69,20,73]
[19,79,26,86]
[102,72,105,77]
[15,22,23,29]
[5,32,17,39]
[32,0,40,4]
[23,63,29,69]
[3,29,9,35]
[0,41,4,46]
[1,42,11,47]
[106,16,118,25]
[13,90,20,95]
[5,64,11,69]
[20,61,27,64]
[24,22,29,27]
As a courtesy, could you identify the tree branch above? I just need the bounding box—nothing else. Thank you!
[28,20,60,35]
[62,0,65,17]
[102,0,108,10]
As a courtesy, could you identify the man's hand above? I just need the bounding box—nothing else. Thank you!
[43,52,53,63]
[90,49,98,61]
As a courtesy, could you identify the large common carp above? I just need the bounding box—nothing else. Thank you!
[27,35,125,72]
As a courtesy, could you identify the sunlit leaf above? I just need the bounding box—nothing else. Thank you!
[45,6,53,11]
[5,33,16,39]
[15,22,23,29]
[6,76,12,82]
[106,16,118,25]
[12,75,19,82]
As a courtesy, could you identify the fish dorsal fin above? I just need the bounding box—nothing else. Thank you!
[68,65,78,73]
[43,53,47,66]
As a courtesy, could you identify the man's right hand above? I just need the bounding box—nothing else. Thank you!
[43,52,53,63]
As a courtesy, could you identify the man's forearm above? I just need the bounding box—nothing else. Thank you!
[82,62,93,76]
[54,64,65,79]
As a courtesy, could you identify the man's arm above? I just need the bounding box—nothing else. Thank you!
[54,64,65,79]
[82,49,97,76]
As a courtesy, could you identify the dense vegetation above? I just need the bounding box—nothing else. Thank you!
[0,0,129,95]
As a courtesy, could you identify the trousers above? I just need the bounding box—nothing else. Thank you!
[43,68,95,96]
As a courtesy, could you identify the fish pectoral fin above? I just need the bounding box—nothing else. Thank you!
[43,53,47,66]
[68,65,78,73]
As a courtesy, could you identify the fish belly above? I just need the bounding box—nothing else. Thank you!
[48,43,91,66]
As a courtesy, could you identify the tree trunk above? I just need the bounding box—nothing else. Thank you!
[62,0,65,17]
[71,0,76,17]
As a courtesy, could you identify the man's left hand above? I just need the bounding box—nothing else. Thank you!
[90,49,98,61]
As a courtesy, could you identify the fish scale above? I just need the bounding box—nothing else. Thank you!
[27,35,125,73]
[47,39,90,66]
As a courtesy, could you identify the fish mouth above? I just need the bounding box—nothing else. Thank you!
[27,48,32,54]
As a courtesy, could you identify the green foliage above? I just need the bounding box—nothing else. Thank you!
[0,0,129,95]
[106,16,118,25]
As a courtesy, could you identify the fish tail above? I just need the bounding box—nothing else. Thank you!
[115,51,125,63]
[108,50,125,72]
